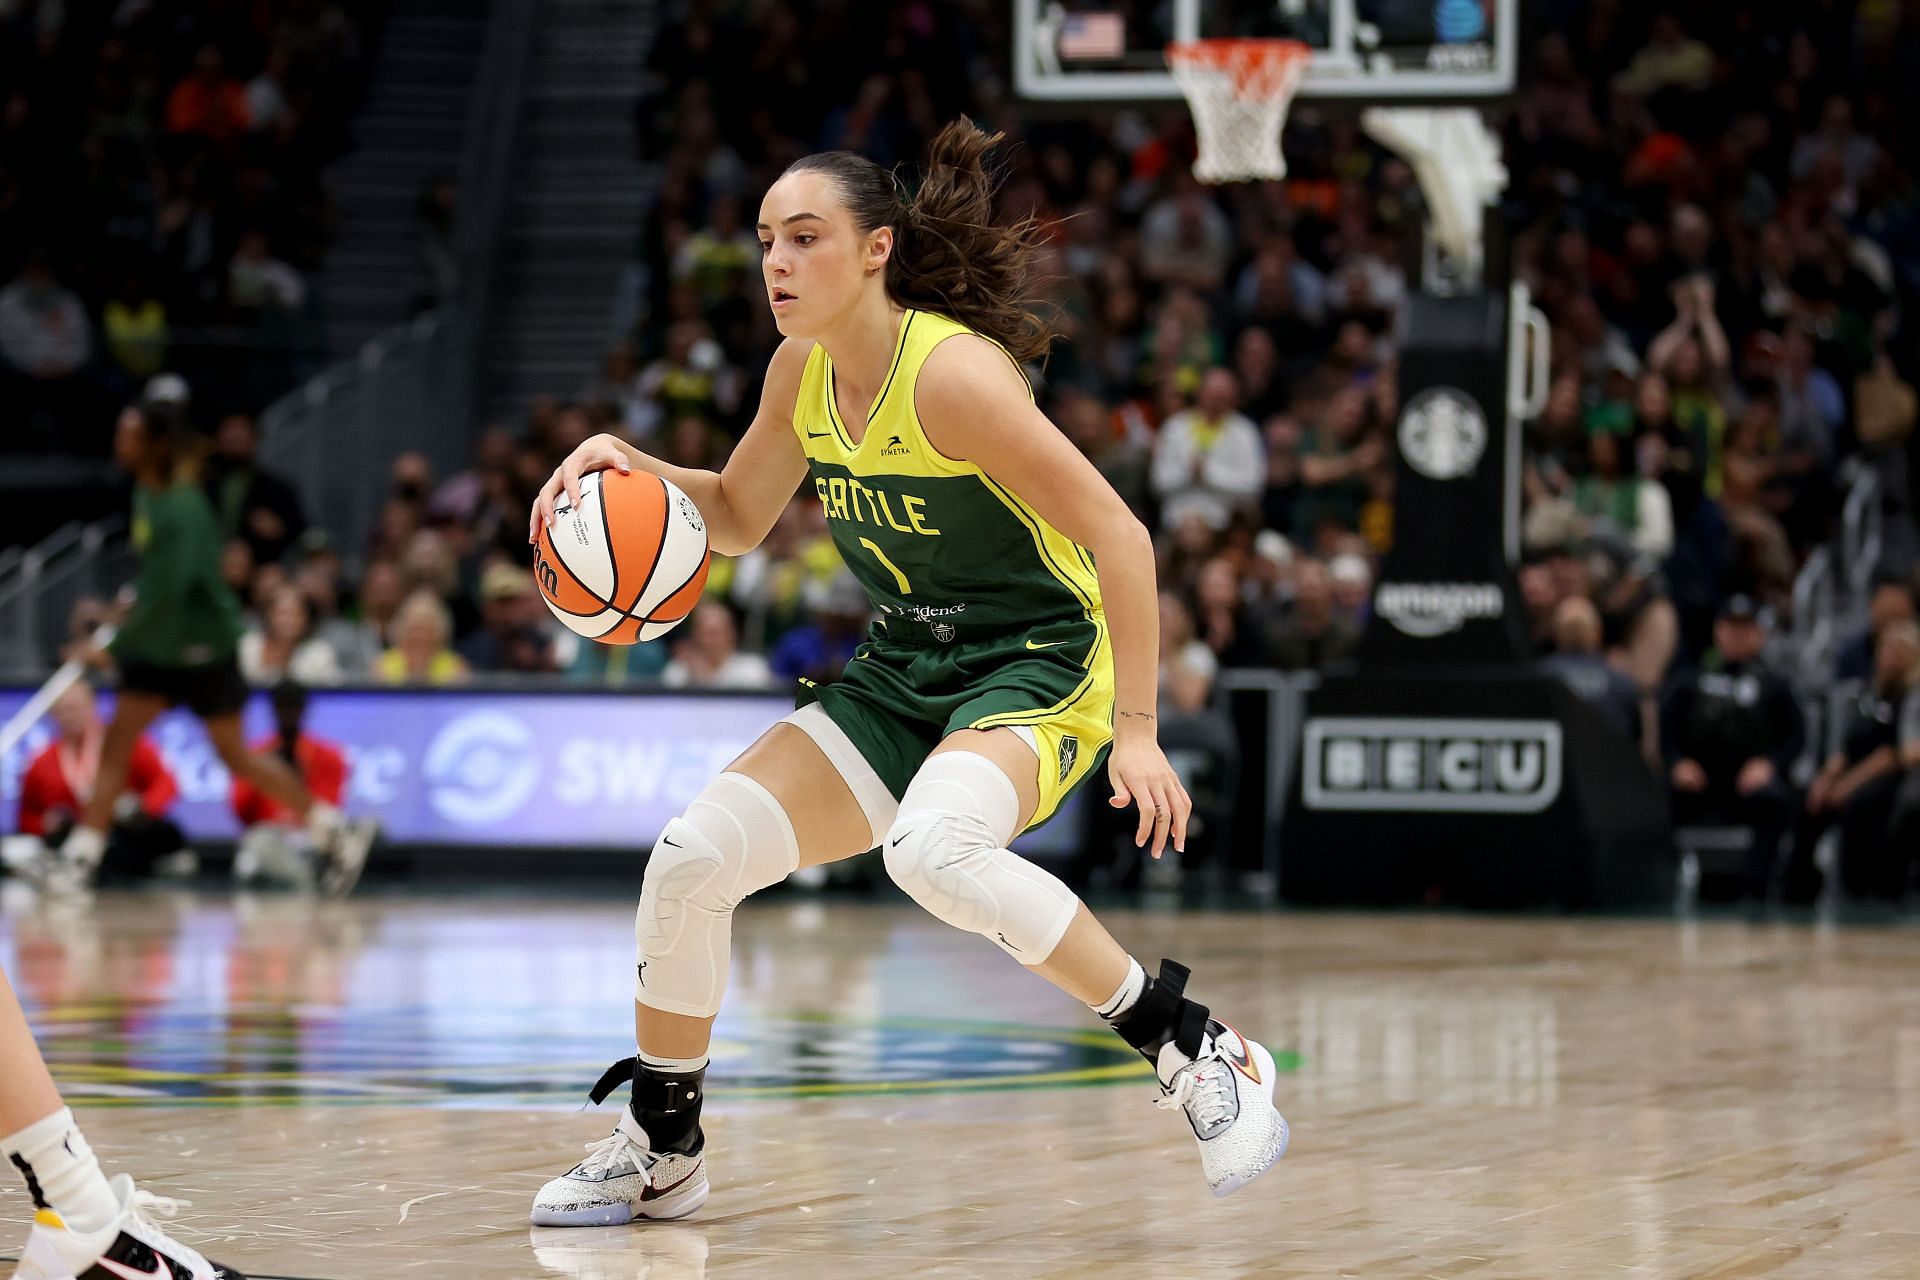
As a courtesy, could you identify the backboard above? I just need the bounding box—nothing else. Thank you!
[1014,0,1519,104]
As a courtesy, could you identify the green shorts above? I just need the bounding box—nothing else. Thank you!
[797,612,1115,832]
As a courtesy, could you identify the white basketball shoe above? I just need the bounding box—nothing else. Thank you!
[530,1110,709,1227]
[1155,1019,1290,1196]
[11,1174,246,1280]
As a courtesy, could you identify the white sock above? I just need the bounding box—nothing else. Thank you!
[638,1049,709,1076]
[1,1108,120,1232]
[57,826,106,870]
[1091,956,1147,1021]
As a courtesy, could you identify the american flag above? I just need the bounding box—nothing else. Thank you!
[1058,11,1126,60]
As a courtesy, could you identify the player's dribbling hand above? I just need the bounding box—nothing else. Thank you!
[1108,732,1192,860]
[528,433,633,543]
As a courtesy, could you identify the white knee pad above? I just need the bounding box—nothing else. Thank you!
[882,751,1080,965]
[636,771,798,1018]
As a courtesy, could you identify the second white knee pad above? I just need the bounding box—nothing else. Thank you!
[636,771,798,1018]
[882,751,1081,964]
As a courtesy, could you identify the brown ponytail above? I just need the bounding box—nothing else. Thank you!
[783,117,1058,364]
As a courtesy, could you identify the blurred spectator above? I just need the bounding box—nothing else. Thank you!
[228,229,308,315]
[1573,428,1673,559]
[1786,620,1920,904]
[1612,15,1713,95]
[353,559,407,655]
[1885,681,1920,900]
[1661,597,1804,901]
[1140,176,1233,293]
[206,411,307,565]
[635,323,741,438]
[1540,596,1641,742]
[662,602,774,690]
[101,271,169,383]
[770,572,869,685]
[165,44,250,144]
[1327,553,1372,627]
[0,250,92,444]
[460,561,558,675]
[239,583,343,685]
[1836,575,1918,681]
[581,344,651,438]
[1259,414,1303,539]
[1263,557,1358,671]
[727,496,840,651]
[1294,387,1383,551]
[375,590,469,685]
[1152,588,1240,880]
[294,543,378,676]
[672,194,759,320]
[14,683,189,881]
[1158,589,1217,715]
[1150,367,1263,532]
[245,47,299,136]
[1057,384,1150,519]
[1191,557,1264,668]
[231,680,349,889]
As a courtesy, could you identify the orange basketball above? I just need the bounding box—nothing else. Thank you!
[532,469,711,644]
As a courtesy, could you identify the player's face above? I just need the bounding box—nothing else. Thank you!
[112,408,149,471]
[757,171,886,337]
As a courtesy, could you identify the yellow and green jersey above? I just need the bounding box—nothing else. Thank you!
[793,308,1105,643]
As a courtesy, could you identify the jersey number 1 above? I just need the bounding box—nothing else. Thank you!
[857,538,912,595]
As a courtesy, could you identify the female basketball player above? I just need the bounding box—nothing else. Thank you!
[3,966,245,1278]
[31,400,374,898]
[527,119,1287,1224]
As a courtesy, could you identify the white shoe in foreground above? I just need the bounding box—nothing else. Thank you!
[530,1110,709,1227]
[11,1174,246,1280]
[1156,1019,1290,1197]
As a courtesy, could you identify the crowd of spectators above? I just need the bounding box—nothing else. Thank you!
[0,0,382,455]
[30,4,1920,898]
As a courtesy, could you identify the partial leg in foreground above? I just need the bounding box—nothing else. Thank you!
[2,968,247,1280]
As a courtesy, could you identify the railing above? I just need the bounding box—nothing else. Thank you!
[250,0,539,565]
[257,307,474,565]
[0,518,133,679]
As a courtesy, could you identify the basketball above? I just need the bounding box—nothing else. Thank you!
[532,469,711,644]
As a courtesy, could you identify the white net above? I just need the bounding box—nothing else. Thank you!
[1167,40,1310,184]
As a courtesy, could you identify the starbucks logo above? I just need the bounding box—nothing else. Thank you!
[1398,387,1487,481]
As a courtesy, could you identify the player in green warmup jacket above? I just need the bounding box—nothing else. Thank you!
[27,398,374,897]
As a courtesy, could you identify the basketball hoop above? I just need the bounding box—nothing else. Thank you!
[1166,39,1311,183]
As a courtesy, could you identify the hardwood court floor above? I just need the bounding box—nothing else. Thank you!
[2,886,1918,1279]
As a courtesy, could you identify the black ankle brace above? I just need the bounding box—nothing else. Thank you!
[1111,959,1210,1061]
[587,1056,706,1154]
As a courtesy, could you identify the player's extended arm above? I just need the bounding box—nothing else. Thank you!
[531,338,811,556]
[916,334,1191,855]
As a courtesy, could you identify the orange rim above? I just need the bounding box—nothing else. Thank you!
[1166,38,1311,99]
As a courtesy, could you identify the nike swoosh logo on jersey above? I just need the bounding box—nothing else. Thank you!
[1025,638,1066,650]
[806,431,831,439]
[1216,1024,1261,1085]
[97,1251,180,1280]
